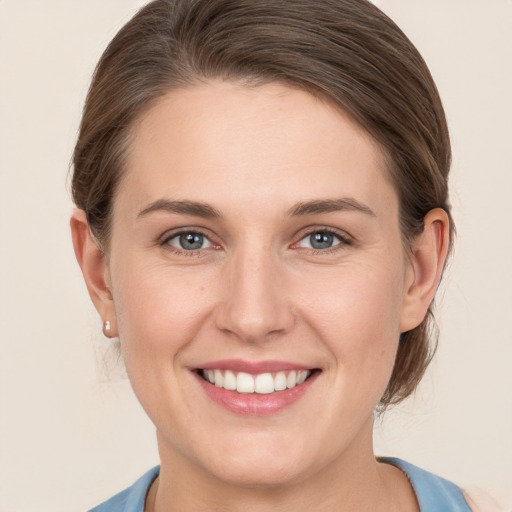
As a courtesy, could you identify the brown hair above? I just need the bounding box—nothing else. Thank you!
[72,0,453,408]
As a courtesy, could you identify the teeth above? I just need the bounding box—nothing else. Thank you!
[214,369,224,388]
[203,369,312,394]
[274,371,287,391]
[223,370,237,390]
[237,372,255,393]
[255,373,274,394]
[297,370,308,384]
[286,370,297,389]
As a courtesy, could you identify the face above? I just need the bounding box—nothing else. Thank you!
[107,81,414,486]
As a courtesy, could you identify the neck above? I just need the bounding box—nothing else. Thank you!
[146,423,418,512]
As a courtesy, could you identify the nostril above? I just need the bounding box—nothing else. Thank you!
[214,301,295,343]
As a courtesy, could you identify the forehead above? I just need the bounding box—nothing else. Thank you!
[117,80,396,218]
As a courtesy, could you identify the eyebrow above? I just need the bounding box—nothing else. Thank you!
[137,199,222,219]
[287,198,375,217]
[137,197,375,220]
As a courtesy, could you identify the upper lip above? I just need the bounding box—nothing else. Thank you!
[193,359,314,374]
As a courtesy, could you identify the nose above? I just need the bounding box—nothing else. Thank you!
[214,248,295,344]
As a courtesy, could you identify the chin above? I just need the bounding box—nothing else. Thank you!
[193,432,324,489]
[207,457,306,489]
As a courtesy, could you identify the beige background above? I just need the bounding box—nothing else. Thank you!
[1,1,511,510]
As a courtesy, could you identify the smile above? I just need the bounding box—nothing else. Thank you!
[194,362,320,415]
[200,369,311,394]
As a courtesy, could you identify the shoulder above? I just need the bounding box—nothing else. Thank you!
[379,457,473,512]
[88,466,160,512]
[463,487,510,512]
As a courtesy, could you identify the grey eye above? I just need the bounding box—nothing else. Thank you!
[298,231,341,250]
[168,232,212,250]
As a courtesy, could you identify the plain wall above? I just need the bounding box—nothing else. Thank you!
[0,1,511,510]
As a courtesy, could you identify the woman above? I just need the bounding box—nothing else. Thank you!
[70,0,477,510]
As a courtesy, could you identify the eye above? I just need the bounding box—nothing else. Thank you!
[297,230,346,250]
[165,231,212,251]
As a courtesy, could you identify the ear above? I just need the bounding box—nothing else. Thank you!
[70,209,117,337]
[399,208,450,333]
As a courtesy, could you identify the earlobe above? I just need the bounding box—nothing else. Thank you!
[70,209,118,337]
[399,208,450,333]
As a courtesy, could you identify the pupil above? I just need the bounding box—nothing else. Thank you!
[310,232,333,249]
[180,233,203,250]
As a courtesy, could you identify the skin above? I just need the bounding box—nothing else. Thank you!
[72,81,449,511]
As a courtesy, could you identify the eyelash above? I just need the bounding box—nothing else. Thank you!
[160,229,219,257]
[160,227,353,256]
[294,227,353,255]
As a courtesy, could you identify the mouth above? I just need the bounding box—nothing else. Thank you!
[192,360,321,415]
[197,368,318,394]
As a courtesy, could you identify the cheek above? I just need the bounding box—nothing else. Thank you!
[111,260,216,358]
[295,259,404,372]
[109,261,219,428]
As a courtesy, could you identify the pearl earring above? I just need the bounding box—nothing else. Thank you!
[103,320,112,337]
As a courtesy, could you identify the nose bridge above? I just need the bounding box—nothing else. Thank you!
[216,241,293,342]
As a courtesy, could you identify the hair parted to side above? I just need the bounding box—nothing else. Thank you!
[72,0,453,408]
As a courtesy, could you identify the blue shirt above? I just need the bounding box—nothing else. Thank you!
[89,458,471,511]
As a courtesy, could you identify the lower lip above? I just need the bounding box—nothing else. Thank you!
[194,372,318,416]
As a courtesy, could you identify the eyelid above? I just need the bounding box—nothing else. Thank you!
[167,232,213,249]
[292,226,353,250]
[157,225,352,254]
[159,227,221,252]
